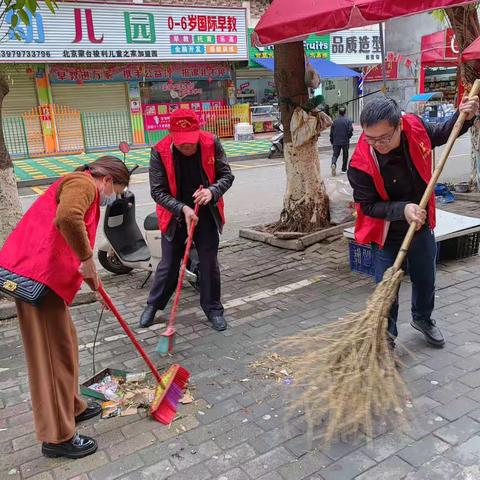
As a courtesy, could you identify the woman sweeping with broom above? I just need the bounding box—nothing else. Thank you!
[0,157,130,459]
[348,94,479,349]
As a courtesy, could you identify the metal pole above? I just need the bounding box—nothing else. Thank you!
[379,22,387,93]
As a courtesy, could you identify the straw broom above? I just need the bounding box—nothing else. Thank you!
[279,79,480,443]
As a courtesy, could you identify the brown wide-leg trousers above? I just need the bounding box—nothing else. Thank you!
[15,291,87,443]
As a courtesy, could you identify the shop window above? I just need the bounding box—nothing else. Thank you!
[139,80,227,105]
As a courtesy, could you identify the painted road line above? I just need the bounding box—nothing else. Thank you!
[229,161,284,170]
[31,186,47,195]
[224,275,326,309]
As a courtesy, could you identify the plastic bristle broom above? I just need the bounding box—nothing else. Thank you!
[96,283,190,424]
[150,364,190,424]
[156,198,201,355]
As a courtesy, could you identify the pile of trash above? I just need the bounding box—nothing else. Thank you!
[87,372,194,419]
[87,372,156,418]
[249,353,294,385]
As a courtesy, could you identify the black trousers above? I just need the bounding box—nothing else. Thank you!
[147,209,223,318]
[332,144,350,171]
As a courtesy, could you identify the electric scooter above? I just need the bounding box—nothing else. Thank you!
[268,121,284,158]
[97,190,200,291]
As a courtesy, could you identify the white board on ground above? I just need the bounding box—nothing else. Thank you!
[343,208,480,242]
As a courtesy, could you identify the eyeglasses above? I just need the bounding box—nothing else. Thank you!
[365,127,398,146]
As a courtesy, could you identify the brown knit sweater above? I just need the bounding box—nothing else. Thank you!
[54,172,97,261]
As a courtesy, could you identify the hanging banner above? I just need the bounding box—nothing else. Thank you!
[0,2,248,63]
[49,62,232,83]
[364,53,400,82]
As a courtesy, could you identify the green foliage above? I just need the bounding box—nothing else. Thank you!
[431,9,448,25]
[301,94,325,113]
[2,0,58,26]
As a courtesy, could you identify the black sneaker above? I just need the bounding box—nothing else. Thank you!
[410,318,445,347]
[75,401,102,424]
[42,433,97,459]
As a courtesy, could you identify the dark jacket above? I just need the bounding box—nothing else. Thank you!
[330,115,354,146]
[149,136,234,239]
[347,111,474,243]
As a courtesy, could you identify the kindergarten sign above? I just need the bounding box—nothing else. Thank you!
[0,2,248,63]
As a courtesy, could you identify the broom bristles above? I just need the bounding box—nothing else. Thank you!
[278,266,409,443]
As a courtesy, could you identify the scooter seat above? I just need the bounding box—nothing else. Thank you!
[144,213,159,231]
[118,242,151,263]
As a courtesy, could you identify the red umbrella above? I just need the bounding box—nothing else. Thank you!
[462,36,480,62]
[254,0,477,46]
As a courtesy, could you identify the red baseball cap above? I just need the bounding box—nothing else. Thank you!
[169,109,200,145]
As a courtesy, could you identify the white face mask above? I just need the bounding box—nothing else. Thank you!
[100,192,117,207]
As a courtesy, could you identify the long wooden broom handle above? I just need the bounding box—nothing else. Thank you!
[392,79,480,271]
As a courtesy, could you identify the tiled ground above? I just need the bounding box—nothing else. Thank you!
[1,200,480,479]
[12,139,273,182]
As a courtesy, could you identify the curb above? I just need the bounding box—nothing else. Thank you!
[453,192,480,202]
[239,221,354,251]
[16,142,358,189]
[0,290,96,321]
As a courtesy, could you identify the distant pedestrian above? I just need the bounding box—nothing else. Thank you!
[330,106,354,176]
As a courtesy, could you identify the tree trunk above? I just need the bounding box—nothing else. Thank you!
[273,41,330,233]
[0,74,22,248]
[445,5,480,191]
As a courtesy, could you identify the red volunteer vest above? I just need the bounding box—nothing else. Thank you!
[0,173,100,305]
[155,131,225,233]
[350,114,436,247]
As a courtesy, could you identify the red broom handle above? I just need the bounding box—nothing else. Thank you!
[167,200,200,330]
[97,283,163,384]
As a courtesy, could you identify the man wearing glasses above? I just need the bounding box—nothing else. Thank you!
[348,95,479,349]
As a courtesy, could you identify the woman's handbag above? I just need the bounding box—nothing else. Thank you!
[0,267,50,306]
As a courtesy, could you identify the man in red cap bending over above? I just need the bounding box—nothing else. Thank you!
[139,109,234,331]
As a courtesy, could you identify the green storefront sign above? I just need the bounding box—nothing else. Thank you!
[248,28,330,67]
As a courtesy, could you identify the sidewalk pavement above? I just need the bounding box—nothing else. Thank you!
[13,126,362,187]
[5,197,478,480]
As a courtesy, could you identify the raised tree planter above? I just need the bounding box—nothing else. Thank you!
[239,221,355,251]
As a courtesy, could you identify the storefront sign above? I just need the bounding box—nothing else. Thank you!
[0,2,248,62]
[445,28,459,59]
[330,29,381,65]
[364,53,400,81]
[248,29,330,66]
[248,27,380,67]
[49,63,232,83]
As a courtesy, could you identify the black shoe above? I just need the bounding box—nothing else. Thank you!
[75,401,102,424]
[208,315,227,331]
[410,318,445,347]
[139,305,157,328]
[42,433,97,459]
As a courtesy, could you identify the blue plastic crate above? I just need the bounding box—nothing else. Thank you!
[348,239,441,278]
[348,241,375,277]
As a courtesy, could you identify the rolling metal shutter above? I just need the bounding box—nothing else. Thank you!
[51,82,129,112]
[51,82,132,150]
[3,69,38,117]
